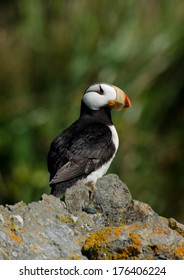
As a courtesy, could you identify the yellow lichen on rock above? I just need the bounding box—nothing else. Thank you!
[82,225,144,260]
[82,226,123,259]
[174,245,184,259]
[6,231,23,244]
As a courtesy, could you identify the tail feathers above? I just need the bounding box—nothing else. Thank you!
[50,184,66,198]
[50,176,82,197]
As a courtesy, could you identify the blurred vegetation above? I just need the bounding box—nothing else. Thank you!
[0,0,183,222]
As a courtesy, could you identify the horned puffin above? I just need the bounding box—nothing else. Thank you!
[48,83,131,198]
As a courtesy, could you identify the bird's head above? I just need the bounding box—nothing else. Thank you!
[82,83,131,111]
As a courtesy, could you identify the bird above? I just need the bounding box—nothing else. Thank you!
[47,82,131,199]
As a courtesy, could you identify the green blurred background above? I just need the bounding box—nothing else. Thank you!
[0,0,184,223]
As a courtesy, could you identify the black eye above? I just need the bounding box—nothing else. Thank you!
[98,85,104,95]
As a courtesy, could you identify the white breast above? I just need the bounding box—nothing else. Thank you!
[83,125,119,185]
[108,125,119,151]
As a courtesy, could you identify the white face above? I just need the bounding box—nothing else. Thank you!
[83,83,116,110]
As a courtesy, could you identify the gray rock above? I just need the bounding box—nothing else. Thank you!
[0,195,86,259]
[64,181,89,213]
[82,215,184,260]
[0,174,184,260]
[93,174,133,224]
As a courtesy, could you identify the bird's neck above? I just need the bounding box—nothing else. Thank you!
[80,101,113,125]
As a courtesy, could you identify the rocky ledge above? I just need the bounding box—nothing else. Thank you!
[0,174,184,260]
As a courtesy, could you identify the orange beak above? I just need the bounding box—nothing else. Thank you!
[108,86,131,111]
[123,94,131,109]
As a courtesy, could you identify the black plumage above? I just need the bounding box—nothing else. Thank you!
[48,102,116,196]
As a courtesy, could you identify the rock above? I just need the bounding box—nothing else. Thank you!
[64,181,90,213]
[82,216,184,260]
[0,174,184,260]
[0,195,86,260]
[94,174,133,225]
